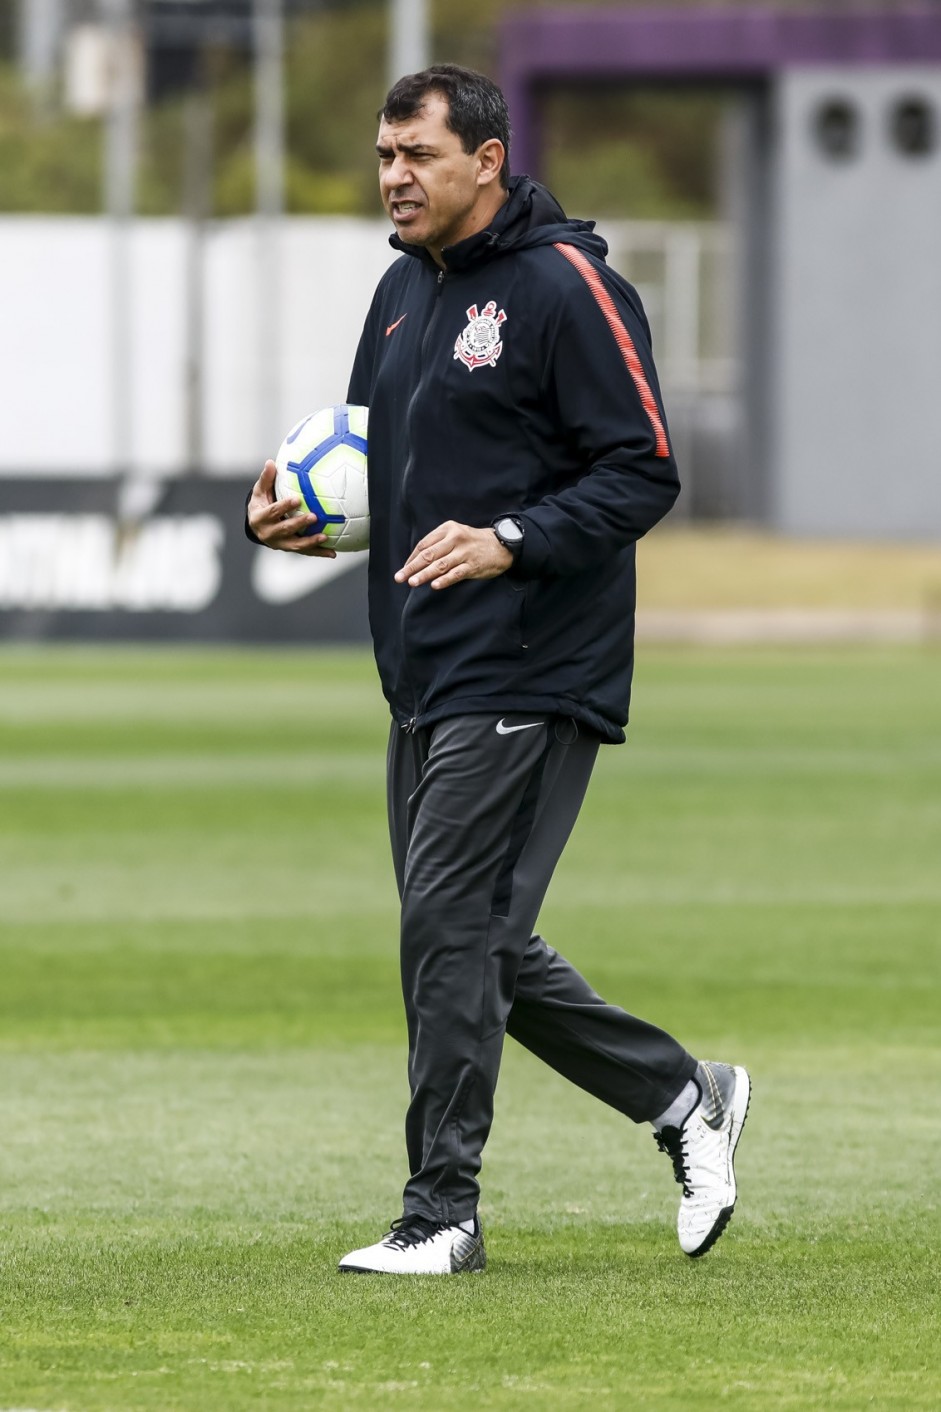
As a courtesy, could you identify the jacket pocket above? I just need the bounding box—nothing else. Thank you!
[506,578,529,654]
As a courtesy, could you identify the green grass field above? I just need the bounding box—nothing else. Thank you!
[1,645,939,1411]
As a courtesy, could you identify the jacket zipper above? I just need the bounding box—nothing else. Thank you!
[398,267,448,732]
[400,268,447,511]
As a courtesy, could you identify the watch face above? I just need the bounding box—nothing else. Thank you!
[495,517,523,544]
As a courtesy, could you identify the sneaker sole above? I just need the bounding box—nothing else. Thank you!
[338,1265,485,1276]
[451,1240,486,1274]
[687,1065,751,1260]
[337,1242,487,1276]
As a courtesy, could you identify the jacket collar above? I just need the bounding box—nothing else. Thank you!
[388,174,605,272]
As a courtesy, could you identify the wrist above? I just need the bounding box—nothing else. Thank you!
[489,535,514,572]
[491,515,524,563]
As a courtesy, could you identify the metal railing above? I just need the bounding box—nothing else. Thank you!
[597,220,740,399]
[595,220,744,518]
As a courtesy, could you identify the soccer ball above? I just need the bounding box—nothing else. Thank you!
[274,404,369,552]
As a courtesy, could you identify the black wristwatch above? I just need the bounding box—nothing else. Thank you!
[491,515,525,560]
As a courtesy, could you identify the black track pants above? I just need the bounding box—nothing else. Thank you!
[387,713,696,1225]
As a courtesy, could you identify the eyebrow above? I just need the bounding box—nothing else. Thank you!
[376,140,438,157]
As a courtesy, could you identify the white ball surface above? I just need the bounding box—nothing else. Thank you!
[274,404,369,552]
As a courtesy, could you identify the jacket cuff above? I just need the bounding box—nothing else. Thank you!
[512,513,552,578]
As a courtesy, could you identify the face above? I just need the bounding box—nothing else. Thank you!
[376,93,505,262]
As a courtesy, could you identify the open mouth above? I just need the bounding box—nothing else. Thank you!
[392,201,422,219]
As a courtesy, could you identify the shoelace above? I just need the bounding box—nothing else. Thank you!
[653,1128,693,1198]
[384,1215,445,1250]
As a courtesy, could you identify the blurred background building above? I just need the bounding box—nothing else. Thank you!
[1,1,940,637]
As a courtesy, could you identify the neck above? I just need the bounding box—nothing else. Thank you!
[427,186,509,269]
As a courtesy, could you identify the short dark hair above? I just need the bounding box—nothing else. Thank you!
[380,64,511,189]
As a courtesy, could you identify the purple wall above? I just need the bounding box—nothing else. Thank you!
[501,7,941,172]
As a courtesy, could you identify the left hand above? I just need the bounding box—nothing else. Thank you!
[395,521,513,590]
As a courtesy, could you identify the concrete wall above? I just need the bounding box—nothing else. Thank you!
[0,214,739,519]
[772,68,941,537]
[0,216,398,477]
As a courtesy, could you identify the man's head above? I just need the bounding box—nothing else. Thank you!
[376,65,511,265]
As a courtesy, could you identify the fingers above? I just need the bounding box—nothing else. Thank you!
[248,460,279,514]
[265,503,317,533]
[252,462,299,523]
[281,539,337,558]
[249,459,335,552]
[408,553,468,590]
[255,506,322,544]
[265,522,336,556]
[395,523,510,589]
[395,523,458,586]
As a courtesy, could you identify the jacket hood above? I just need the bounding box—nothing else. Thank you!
[389,174,609,271]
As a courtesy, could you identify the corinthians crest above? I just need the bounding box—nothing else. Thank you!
[454,301,507,371]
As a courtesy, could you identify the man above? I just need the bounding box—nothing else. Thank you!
[247,64,750,1276]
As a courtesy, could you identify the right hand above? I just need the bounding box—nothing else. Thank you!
[247,460,337,558]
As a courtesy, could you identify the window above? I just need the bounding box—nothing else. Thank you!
[813,98,860,160]
[890,97,936,157]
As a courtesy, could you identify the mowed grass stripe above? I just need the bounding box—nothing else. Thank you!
[1,1231,937,1411]
[0,645,938,1410]
[1,1044,937,1224]
[0,902,936,1048]
[1,742,939,787]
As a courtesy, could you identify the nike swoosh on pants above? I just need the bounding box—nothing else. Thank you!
[495,719,544,735]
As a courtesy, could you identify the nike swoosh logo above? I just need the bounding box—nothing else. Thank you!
[285,413,313,445]
[496,719,544,735]
[698,1066,728,1129]
[251,549,362,604]
[386,314,407,336]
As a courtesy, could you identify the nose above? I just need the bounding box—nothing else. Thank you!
[384,150,413,191]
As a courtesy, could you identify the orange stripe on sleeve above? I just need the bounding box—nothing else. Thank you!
[553,242,670,459]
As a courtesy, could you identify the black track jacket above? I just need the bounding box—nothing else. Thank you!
[348,176,679,744]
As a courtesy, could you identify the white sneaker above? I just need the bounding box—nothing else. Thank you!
[655,1061,751,1258]
[338,1215,486,1275]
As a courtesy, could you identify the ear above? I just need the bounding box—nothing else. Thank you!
[476,138,505,187]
